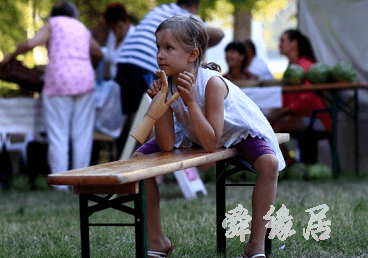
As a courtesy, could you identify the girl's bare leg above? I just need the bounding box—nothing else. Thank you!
[144,177,172,254]
[132,152,171,255]
[243,154,279,257]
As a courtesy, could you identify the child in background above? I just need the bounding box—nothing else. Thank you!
[133,15,285,258]
[223,41,253,82]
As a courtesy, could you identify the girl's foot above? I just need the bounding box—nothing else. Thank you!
[241,252,265,258]
[242,241,265,258]
[148,238,173,258]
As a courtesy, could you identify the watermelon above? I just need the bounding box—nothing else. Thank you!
[331,62,357,82]
[306,63,331,83]
[306,164,332,181]
[283,64,306,84]
[287,163,308,180]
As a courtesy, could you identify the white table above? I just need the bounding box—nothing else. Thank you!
[0,97,45,160]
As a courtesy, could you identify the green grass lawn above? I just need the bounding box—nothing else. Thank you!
[1,174,368,258]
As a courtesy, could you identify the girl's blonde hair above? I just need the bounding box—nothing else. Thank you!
[155,15,221,72]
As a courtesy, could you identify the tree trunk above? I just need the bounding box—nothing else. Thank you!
[233,8,252,42]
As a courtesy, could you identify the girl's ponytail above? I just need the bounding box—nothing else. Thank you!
[201,62,221,72]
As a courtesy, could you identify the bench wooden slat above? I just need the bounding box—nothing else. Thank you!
[47,133,289,186]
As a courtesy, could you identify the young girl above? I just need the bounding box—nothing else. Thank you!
[133,15,285,258]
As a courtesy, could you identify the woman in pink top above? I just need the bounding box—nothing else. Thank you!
[2,0,103,190]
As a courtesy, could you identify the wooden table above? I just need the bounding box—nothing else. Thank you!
[283,82,368,178]
[239,81,368,178]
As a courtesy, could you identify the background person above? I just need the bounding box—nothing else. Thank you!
[133,15,285,258]
[113,0,225,157]
[1,0,103,190]
[223,41,251,82]
[243,39,274,81]
[268,29,332,165]
[101,3,136,79]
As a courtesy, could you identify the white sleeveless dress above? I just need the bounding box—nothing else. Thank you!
[168,67,286,171]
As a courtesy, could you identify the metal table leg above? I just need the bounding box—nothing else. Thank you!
[330,90,340,179]
[79,195,90,258]
[354,88,360,175]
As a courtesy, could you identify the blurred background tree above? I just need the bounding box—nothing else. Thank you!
[0,0,293,89]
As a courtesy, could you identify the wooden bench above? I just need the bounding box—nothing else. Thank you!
[47,133,290,258]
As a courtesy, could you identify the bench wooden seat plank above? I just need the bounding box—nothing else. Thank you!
[48,148,238,186]
[47,133,289,187]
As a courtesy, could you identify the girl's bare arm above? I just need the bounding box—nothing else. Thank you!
[154,108,175,151]
[178,72,227,152]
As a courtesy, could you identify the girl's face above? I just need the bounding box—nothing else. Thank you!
[156,29,193,76]
[225,49,245,70]
[279,33,296,56]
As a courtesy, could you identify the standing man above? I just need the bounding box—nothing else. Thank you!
[114,0,224,155]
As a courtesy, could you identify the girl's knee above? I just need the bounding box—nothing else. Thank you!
[254,154,279,178]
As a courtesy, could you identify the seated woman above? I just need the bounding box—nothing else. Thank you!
[268,29,332,165]
[223,41,255,82]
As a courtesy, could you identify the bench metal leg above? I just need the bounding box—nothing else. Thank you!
[265,228,272,257]
[79,195,90,258]
[216,157,273,257]
[216,160,226,255]
[76,182,148,258]
[135,181,148,258]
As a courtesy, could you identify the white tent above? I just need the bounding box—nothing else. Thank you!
[298,0,368,173]
[299,0,368,82]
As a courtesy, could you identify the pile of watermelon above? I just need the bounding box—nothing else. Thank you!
[283,62,357,84]
[282,163,332,181]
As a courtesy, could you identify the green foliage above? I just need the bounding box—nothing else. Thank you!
[77,0,155,30]
[10,174,31,192]
[197,0,218,21]
[0,81,21,98]
[0,0,28,54]
[0,0,285,56]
